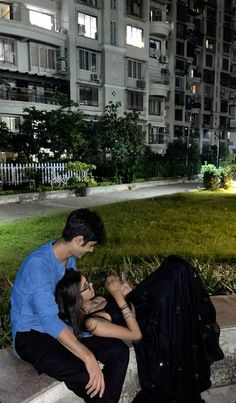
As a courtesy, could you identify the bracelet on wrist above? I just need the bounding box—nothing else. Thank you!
[120,303,128,310]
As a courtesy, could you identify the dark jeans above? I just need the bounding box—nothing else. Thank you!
[15,330,129,403]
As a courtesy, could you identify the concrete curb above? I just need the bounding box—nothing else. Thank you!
[0,179,199,205]
[0,189,76,205]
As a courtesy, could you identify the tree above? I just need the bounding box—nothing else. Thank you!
[0,121,13,152]
[164,139,201,179]
[14,104,86,162]
[84,102,146,182]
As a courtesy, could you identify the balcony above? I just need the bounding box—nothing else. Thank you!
[0,6,67,47]
[0,87,66,105]
[149,21,170,38]
[149,80,169,97]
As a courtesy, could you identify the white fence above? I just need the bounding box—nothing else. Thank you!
[0,163,88,187]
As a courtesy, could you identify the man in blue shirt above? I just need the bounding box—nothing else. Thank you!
[11,208,129,403]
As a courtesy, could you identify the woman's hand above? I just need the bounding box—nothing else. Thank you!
[121,280,133,296]
[105,275,122,297]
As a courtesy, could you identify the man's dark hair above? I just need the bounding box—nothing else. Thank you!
[61,208,106,244]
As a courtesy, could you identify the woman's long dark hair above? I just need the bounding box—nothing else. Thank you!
[55,269,85,338]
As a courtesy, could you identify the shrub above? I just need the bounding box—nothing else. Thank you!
[200,163,233,191]
[218,166,233,189]
[200,163,220,190]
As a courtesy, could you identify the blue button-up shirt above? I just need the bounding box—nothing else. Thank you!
[10,241,76,343]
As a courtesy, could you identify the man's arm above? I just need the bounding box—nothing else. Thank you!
[58,328,105,398]
[26,259,104,398]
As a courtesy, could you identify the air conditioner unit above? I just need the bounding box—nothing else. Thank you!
[161,68,169,75]
[159,55,167,63]
[90,73,99,81]
[57,47,67,59]
[57,60,67,74]
[154,49,161,58]
[136,80,146,89]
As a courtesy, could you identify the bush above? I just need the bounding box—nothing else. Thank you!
[200,164,220,190]
[200,163,233,191]
[218,166,233,189]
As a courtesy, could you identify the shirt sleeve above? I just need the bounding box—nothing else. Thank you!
[25,257,68,338]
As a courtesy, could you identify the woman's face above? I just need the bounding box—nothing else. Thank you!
[80,275,95,301]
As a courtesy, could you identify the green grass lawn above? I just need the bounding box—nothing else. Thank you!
[1,191,236,280]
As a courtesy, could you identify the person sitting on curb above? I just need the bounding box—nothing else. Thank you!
[10,208,129,403]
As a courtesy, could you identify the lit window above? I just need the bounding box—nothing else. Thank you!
[191,84,197,94]
[0,3,12,19]
[80,85,98,106]
[127,59,143,79]
[127,25,144,48]
[0,36,15,64]
[78,13,97,39]
[79,49,97,72]
[28,9,53,30]
[0,116,20,131]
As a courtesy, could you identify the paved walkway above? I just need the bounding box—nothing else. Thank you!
[202,383,236,403]
[0,182,199,223]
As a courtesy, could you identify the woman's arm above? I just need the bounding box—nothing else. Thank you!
[85,276,142,341]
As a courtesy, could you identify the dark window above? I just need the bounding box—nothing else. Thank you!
[80,85,98,106]
[150,7,162,22]
[203,114,212,127]
[205,54,213,67]
[149,96,162,115]
[221,101,228,113]
[206,7,216,22]
[203,69,215,84]
[176,23,185,39]
[223,26,232,42]
[219,116,228,129]
[224,0,232,12]
[175,91,184,105]
[177,3,187,22]
[127,91,143,111]
[220,72,230,86]
[204,98,213,111]
[175,109,183,121]
[206,21,216,38]
[176,41,184,56]
[175,58,185,72]
[127,0,142,18]
[222,58,229,71]
[223,43,230,54]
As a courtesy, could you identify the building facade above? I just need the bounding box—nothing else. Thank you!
[0,0,235,161]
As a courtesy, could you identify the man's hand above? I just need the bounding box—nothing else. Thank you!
[58,328,105,398]
[84,354,105,398]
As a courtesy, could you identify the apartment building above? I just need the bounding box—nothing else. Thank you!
[0,0,235,161]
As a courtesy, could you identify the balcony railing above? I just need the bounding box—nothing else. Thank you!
[0,87,67,105]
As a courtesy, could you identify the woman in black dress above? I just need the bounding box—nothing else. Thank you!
[55,255,224,403]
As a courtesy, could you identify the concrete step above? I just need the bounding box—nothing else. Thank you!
[0,296,235,403]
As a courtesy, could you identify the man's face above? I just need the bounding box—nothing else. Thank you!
[71,236,97,258]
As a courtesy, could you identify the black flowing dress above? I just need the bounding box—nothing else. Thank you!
[102,255,224,403]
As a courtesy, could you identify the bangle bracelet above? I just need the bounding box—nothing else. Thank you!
[120,304,128,310]
[123,311,134,320]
